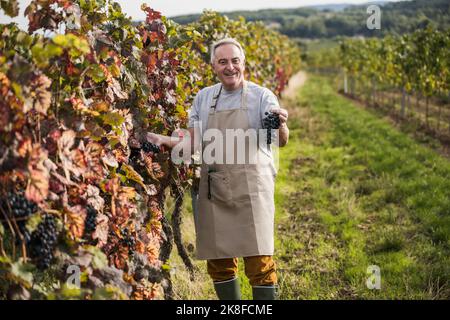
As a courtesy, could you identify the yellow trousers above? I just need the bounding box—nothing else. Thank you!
[207,255,277,286]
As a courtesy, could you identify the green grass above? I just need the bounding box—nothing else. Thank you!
[275,75,449,299]
[168,74,450,300]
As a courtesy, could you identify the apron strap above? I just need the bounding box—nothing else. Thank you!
[210,81,249,115]
[210,85,222,112]
[241,81,248,110]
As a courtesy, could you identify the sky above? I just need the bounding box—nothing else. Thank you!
[1,0,403,30]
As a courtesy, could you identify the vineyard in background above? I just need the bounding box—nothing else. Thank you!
[0,0,300,300]
[307,28,450,146]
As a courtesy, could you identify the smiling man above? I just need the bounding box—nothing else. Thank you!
[146,38,289,300]
[212,40,245,91]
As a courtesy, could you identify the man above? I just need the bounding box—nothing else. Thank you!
[147,38,289,300]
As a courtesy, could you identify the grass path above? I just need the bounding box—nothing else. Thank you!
[276,75,449,299]
[168,74,450,299]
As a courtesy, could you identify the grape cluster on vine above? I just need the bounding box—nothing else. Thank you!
[84,205,98,237]
[120,227,136,253]
[0,192,38,244]
[29,215,58,270]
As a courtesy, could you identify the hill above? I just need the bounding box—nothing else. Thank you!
[170,0,450,38]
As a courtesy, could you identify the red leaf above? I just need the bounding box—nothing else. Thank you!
[65,205,87,240]
[86,185,105,212]
[25,166,49,203]
[16,136,32,158]
[32,75,52,115]
[58,130,76,152]
[25,145,49,203]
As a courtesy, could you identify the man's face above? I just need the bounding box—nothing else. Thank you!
[212,44,245,91]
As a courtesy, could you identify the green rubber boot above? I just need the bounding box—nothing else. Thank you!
[252,285,278,300]
[213,278,241,300]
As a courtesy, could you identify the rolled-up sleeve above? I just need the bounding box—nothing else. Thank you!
[259,88,280,125]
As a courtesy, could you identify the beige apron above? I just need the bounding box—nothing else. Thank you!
[195,81,275,260]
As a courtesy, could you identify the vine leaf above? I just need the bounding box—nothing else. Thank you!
[86,184,105,212]
[9,259,34,288]
[65,205,87,240]
[92,213,109,249]
[85,246,108,270]
[102,152,119,168]
[107,78,128,101]
[101,112,125,127]
[58,130,76,153]
[26,146,49,203]
[32,75,51,115]
[120,163,151,194]
[0,0,20,17]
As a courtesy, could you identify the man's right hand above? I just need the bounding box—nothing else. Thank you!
[146,132,168,147]
[146,128,196,151]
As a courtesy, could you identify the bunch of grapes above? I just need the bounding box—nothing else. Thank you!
[29,215,58,270]
[141,141,160,154]
[120,228,136,253]
[262,112,280,145]
[0,192,38,244]
[129,142,160,164]
[84,205,98,236]
[129,147,141,163]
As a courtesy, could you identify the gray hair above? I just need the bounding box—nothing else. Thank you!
[210,38,246,64]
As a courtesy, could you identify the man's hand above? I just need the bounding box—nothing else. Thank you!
[145,128,194,150]
[270,107,288,127]
[146,132,168,147]
[270,107,289,147]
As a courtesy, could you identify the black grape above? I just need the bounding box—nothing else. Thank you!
[0,192,38,245]
[84,205,98,236]
[141,141,160,154]
[262,112,280,145]
[29,215,58,270]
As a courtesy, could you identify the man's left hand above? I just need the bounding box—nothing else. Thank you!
[270,107,288,127]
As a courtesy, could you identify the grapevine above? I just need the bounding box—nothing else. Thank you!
[338,28,450,139]
[0,0,301,300]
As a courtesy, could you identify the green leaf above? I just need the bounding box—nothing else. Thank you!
[52,34,90,58]
[101,112,125,127]
[1,0,19,17]
[0,255,11,264]
[93,285,127,300]
[161,264,171,271]
[44,43,64,59]
[117,173,127,184]
[11,82,22,100]
[84,246,108,270]
[16,31,32,47]
[175,104,187,118]
[52,34,69,47]
[10,259,34,287]
[87,65,106,83]
[121,163,145,189]
[60,283,83,299]
[25,214,42,234]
